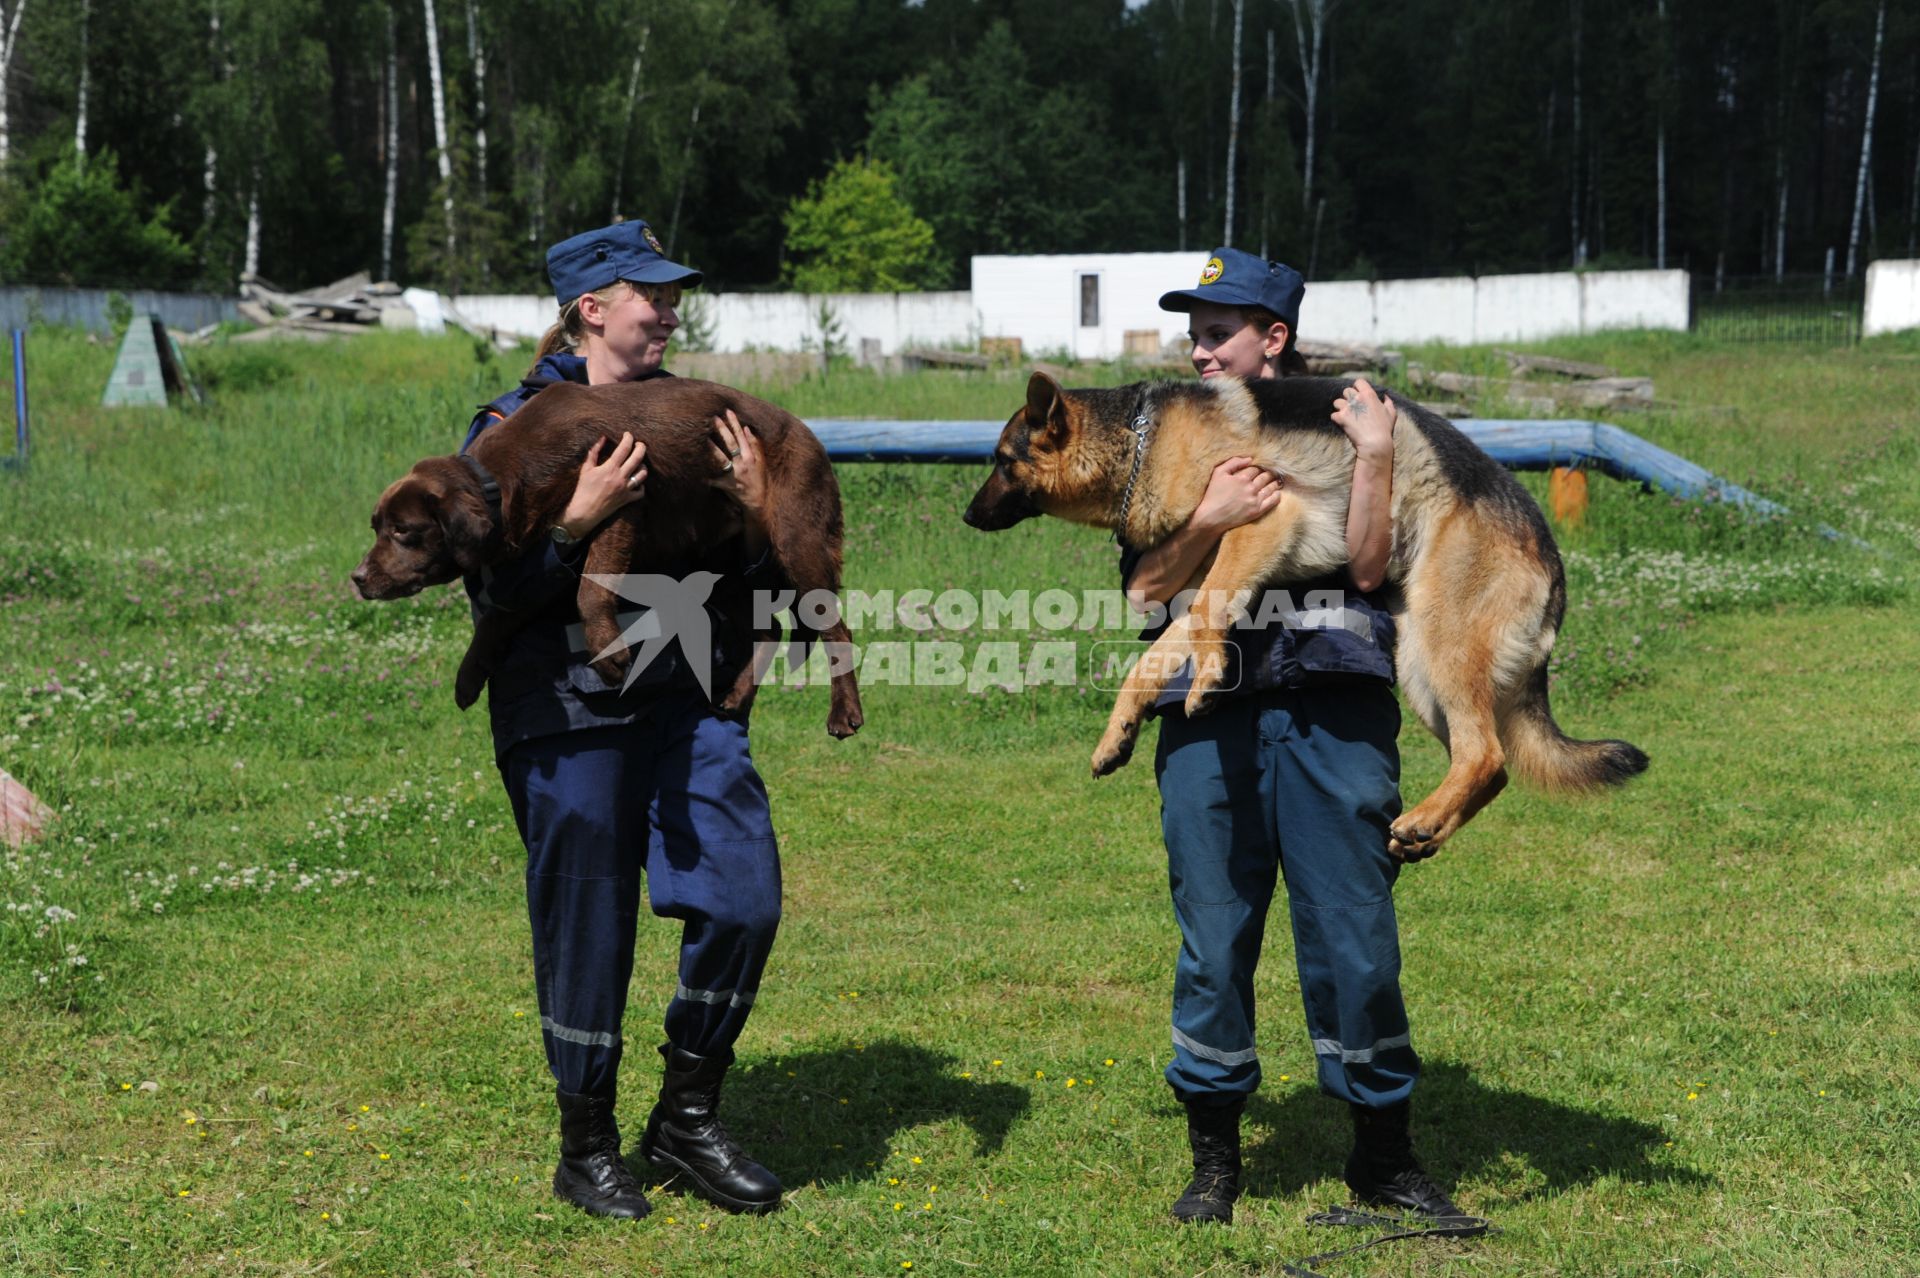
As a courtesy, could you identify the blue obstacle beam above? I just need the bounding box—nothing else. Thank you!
[804,417,1791,520]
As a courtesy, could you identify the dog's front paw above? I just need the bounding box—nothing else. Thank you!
[1183,683,1223,719]
[1090,726,1137,777]
[590,652,632,688]
[827,706,864,739]
[453,657,489,710]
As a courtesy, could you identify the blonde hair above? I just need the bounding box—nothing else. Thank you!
[528,280,687,373]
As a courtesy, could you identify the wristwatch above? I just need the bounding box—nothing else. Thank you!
[548,523,579,547]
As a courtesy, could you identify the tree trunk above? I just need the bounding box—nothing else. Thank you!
[1907,124,1918,259]
[666,99,701,254]
[610,25,651,223]
[1288,0,1329,214]
[1569,0,1583,266]
[1774,155,1788,280]
[1260,26,1274,259]
[73,0,89,161]
[465,0,486,192]
[201,0,225,267]
[0,0,26,170]
[1654,0,1667,270]
[422,0,457,269]
[381,1,399,282]
[1177,153,1187,252]
[244,164,261,279]
[1844,0,1884,278]
[1223,0,1242,246]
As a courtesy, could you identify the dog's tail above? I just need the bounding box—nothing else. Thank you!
[1501,664,1649,793]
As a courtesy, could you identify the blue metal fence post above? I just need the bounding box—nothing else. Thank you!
[8,328,25,468]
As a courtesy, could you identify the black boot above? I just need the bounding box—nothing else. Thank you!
[638,1045,783,1214]
[1343,1100,1465,1220]
[552,1088,651,1219]
[1171,1097,1244,1224]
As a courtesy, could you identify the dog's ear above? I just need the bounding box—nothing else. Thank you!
[439,483,496,574]
[1025,370,1067,441]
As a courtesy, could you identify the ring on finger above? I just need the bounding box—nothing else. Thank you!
[720,459,735,474]
[725,447,742,458]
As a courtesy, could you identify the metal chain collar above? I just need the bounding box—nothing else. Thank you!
[1112,392,1155,544]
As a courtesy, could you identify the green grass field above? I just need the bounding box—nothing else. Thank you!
[2,328,1917,1276]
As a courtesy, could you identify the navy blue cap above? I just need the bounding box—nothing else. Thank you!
[545,220,702,306]
[1157,248,1305,329]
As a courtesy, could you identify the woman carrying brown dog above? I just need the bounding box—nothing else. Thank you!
[1125,248,1467,1226]
[461,219,786,1218]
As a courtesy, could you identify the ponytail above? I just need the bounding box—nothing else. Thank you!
[528,297,584,374]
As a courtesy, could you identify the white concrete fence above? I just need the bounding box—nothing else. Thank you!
[1864,260,1920,337]
[452,258,1920,361]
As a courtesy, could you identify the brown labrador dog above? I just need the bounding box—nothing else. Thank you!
[350,377,863,739]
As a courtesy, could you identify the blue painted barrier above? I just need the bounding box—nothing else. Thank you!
[804,417,1792,520]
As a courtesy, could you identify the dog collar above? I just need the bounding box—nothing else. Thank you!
[458,451,504,526]
[1112,392,1155,543]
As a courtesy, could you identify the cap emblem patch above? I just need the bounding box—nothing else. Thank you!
[1199,257,1224,285]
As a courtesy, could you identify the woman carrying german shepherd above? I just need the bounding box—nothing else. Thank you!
[1128,248,1465,1225]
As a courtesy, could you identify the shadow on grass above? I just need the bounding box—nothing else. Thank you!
[1238,1058,1706,1203]
[709,1038,1030,1189]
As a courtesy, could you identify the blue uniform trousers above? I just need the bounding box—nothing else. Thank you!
[500,690,781,1098]
[1154,682,1418,1109]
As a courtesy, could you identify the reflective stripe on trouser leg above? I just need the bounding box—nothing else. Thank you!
[504,724,653,1098]
[643,696,782,1058]
[1155,697,1279,1102]
[1259,684,1419,1109]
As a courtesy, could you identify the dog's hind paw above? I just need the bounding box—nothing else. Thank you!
[1387,817,1446,863]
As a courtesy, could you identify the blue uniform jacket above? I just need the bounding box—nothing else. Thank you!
[1118,544,1396,713]
[462,353,785,756]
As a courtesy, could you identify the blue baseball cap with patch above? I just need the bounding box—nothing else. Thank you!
[545,220,703,306]
[1158,247,1305,329]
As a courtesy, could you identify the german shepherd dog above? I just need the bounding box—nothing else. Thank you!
[963,371,1646,859]
[350,377,864,740]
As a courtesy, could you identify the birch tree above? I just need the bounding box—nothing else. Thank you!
[464,0,486,200]
[1569,0,1584,265]
[0,0,27,170]
[1653,0,1668,269]
[1286,0,1334,214]
[610,23,651,223]
[72,0,89,161]
[1222,0,1243,246]
[1845,0,1885,278]
[381,0,399,280]
[422,0,456,264]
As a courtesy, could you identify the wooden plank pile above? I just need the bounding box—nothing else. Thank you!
[225,272,519,349]
[1407,351,1654,416]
